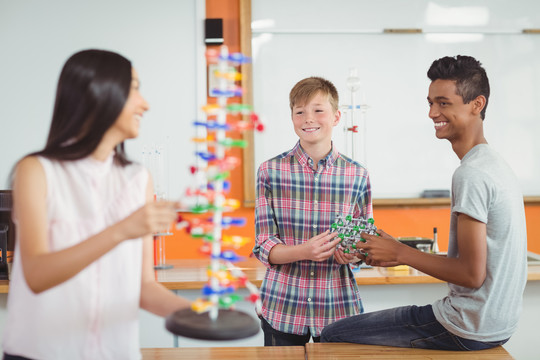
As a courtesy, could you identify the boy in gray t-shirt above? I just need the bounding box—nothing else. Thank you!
[433,144,527,342]
[321,55,527,351]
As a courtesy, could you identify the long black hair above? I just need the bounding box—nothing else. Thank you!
[31,49,133,165]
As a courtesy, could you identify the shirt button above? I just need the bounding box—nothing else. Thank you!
[310,272,315,276]
[314,177,318,181]
[307,298,312,302]
[313,225,317,229]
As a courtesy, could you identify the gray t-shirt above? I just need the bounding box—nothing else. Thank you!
[432,144,527,342]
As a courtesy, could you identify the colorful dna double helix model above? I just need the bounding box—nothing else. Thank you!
[177,45,263,322]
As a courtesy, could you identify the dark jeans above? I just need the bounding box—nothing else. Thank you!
[261,317,321,346]
[4,354,33,360]
[321,305,509,351]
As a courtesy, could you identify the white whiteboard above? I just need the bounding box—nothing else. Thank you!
[251,0,540,198]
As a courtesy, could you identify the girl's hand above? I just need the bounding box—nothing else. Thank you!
[115,201,179,241]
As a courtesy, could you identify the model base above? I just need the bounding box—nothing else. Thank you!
[165,308,260,340]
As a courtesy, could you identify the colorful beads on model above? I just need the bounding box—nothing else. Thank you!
[177,45,264,318]
[330,215,377,255]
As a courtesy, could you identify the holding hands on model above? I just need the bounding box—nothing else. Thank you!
[356,229,405,267]
[268,229,369,265]
[333,247,361,265]
[268,230,342,264]
[302,230,343,262]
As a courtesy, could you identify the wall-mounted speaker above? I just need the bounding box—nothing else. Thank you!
[205,18,224,45]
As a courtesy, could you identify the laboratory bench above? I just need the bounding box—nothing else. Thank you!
[140,346,305,360]
[304,343,514,359]
[1,257,539,293]
[151,257,540,290]
[140,343,513,359]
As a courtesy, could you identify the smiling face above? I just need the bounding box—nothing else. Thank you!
[111,68,149,141]
[427,78,487,158]
[427,79,475,142]
[291,91,340,150]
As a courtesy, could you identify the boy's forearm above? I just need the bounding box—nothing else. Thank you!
[268,243,305,265]
[400,247,485,288]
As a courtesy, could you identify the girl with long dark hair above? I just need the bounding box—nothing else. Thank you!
[3,49,190,359]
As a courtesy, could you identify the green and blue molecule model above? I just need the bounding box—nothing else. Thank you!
[330,214,378,256]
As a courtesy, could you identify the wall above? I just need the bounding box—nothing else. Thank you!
[0,0,206,200]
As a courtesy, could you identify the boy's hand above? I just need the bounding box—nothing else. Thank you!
[302,230,342,262]
[334,249,358,264]
[356,229,403,267]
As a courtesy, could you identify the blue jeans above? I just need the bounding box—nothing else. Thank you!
[320,305,508,351]
[261,317,321,346]
[4,354,33,360]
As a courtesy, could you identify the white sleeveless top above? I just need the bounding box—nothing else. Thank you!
[3,155,148,360]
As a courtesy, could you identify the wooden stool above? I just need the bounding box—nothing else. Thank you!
[305,343,514,359]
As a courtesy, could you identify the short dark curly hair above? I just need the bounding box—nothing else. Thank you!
[427,55,490,120]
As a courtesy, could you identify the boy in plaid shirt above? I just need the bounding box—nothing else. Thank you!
[253,77,372,346]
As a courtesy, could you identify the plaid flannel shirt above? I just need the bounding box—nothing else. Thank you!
[253,141,372,336]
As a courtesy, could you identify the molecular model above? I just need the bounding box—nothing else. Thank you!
[165,45,264,341]
[330,215,377,255]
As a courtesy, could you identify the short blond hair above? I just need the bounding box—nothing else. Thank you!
[289,77,339,113]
